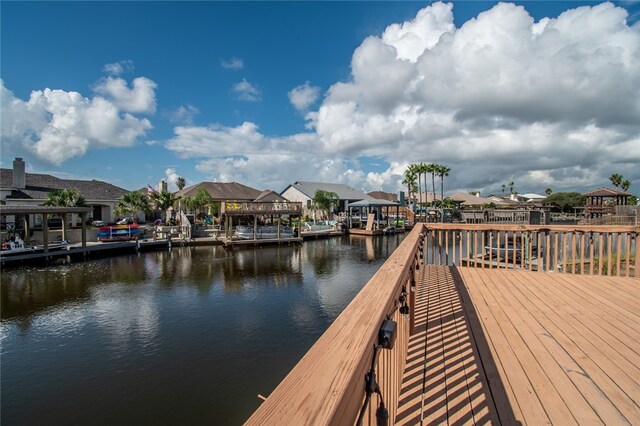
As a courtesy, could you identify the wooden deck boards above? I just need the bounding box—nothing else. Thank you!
[397,265,640,425]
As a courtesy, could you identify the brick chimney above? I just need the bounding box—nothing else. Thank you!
[13,158,26,189]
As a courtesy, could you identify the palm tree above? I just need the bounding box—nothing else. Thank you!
[312,190,340,221]
[427,163,437,206]
[402,166,417,210]
[545,187,553,196]
[115,191,151,224]
[150,190,177,223]
[621,179,631,192]
[176,177,186,191]
[509,181,515,194]
[437,164,451,203]
[415,163,424,207]
[609,173,623,188]
[501,184,506,194]
[44,188,87,240]
[190,188,214,217]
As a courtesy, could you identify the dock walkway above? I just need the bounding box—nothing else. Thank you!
[398,265,640,425]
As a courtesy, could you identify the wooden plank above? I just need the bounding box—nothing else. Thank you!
[503,271,640,423]
[494,270,632,424]
[481,270,602,424]
[551,232,558,271]
[488,231,493,270]
[589,232,595,276]
[625,233,631,278]
[460,268,550,424]
[580,232,585,275]
[616,233,622,278]
[599,233,604,276]
[546,231,551,273]
[607,234,613,277]
[468,268,578,424]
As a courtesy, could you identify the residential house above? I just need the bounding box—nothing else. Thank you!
[281,181,372,217]
[1,157,128,226]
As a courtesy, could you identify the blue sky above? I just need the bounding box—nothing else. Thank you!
[2,1,639,195]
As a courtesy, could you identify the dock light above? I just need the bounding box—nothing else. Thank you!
[378,319,397,350]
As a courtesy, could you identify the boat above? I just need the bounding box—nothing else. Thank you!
[382,225,397,235]
[1,235,32,255]
[98,224,141,242]
[235,225,294,240]
[485,242,537,261]
[1,235,69,258]
[302,221,337,232]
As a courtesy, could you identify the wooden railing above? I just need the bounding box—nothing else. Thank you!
[423,224,638,278]
[245,225,425,425]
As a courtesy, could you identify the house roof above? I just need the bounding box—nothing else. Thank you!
[0,169,129,201]
[521,193,547,200]
[254,190,287,202]
[175,182,261,201]
[450,192,497,206]
[367,191,398,202]
[283,181,373,201]
[582,187,630,197]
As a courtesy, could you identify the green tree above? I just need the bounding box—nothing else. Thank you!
[176,177,186,191]
[609,173,623,188]
[543,192,586,213]
[187,188,214,216]
[115,191,151,224]
[150,190,177,223]
[621,179,631,192]
[427,163,437,205]
[44,188,87,239]
[402,166,417,210]
[545,187,553,196]
[312,190,340,221]
[437,164,451,204]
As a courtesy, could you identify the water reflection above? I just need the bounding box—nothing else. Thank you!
[1,234,405,425]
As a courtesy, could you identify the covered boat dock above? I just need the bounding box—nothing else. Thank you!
[347,199,402,236]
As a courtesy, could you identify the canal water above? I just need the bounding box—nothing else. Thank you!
[1,234,405,425]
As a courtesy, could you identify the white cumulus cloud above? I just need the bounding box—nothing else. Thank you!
[103,60,134,75]
[94,76,157,114]
[221,57,244,70]
[164,2,640,194]
[1,77,154,165]
[288,82,321,112]
[232,79,261,102]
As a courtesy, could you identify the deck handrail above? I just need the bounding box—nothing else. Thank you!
[245,225,425,425]
[423,223,638,277]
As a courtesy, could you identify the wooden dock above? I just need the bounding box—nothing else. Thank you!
[247,223,639,425]
[0,239,171,266]
[397,265,640,425]
[218,236,303,248]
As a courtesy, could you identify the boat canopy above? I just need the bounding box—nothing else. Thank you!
[347,199,400,208]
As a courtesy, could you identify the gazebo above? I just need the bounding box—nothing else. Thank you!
[347,199,401,235]
[582,188,630,218]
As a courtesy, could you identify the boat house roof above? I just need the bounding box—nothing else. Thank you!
[582,187,630,197]
[348,199,400,208]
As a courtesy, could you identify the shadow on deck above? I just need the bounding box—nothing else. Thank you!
[396,265,517,425]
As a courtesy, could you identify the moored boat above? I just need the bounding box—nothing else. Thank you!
[98,224,141,242]
[235,225,294,240]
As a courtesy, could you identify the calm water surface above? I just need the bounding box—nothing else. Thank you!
[1,234,405,425]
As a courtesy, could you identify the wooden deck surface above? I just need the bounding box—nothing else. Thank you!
[397,265,640,425]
